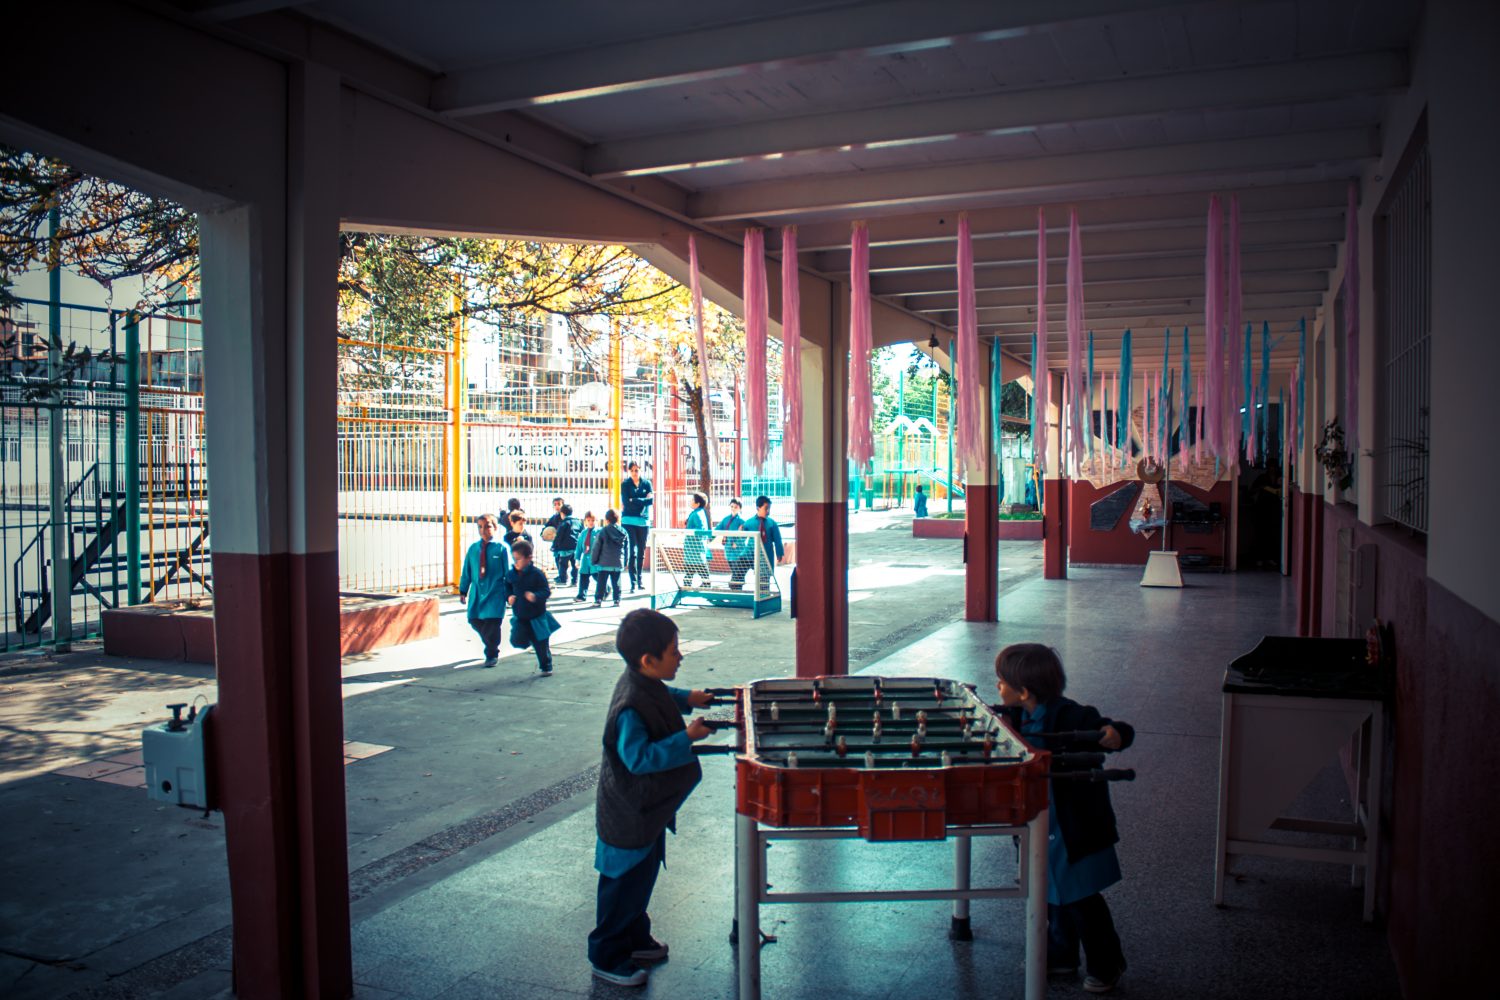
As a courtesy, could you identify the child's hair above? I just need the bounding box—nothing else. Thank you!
[604,509,619,524]
[627,461,640,472]
[475,512,498,527]
[506,497,521,511]
[691,492,705,508]
[730,498,742,509]
[994,643,1067,703]
[553,496,563,505]
[509,511,526,527]
[511,539,534,558]
[561,503,573,516]
[755,495,771,509]
[616,608,678,671]
[584,510,595,521]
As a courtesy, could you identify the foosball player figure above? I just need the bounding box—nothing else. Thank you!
[588,609,714,988]
[994,642,1135,995]
[505,540,559,675]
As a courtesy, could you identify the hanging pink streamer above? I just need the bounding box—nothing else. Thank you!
[847,223,874,467]
[1146,369,1155,461]
[1061,371,1071,475]
[1345,181,1360,453]
[1034,209,1049,475]
[780,226,803,475]
[955,214,981,471]
[1205,196,1224,462]
[687,235,716,445]
[743,228,770,471]
[1066,209,1085,473]
[1226,195,1244,462]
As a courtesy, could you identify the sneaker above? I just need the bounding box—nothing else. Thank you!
[630,938,668,962]
[539,664,553,675]
[591,963,647,987]
[613,600,621,607]
[1084,972,1122,993]
[593,601,603,608]
[482,657,498,668]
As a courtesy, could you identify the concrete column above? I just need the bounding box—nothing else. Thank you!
[794,279,849,677]
[1041,371,1068,579]
[964,347,999,621]
[201,63,351,1000]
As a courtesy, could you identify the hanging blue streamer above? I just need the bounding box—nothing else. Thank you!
[1259,322,1271,462]
[1119,329,1133,467]
[1297,316,1306,453]
[1086,331,1095,461]
[991,339,1002,458]
[1242,322,1253,458]
[1161,327,1171,458]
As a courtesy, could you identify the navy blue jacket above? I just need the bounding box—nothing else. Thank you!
[506,563,551,621]
[1003,696,1135,863]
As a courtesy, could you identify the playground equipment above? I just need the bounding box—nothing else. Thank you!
[650,526,782,619]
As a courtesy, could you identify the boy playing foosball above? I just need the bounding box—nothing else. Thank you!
[587,609,713,987]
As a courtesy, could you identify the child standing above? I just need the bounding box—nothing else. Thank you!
[913,483,929,517]
[504,510,534,550]
[590,509,630,607]
[994,643,1133,994]
[682,493,711,587]
[588,608,713,987]
[574,511,598,602]
[458,513,510,668]
[553,503,580,585]
[506,540,559,674]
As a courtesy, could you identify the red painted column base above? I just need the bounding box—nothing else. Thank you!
[965,483,999,621]
[794,501,848,676]
[1043,479,1068,579]
[211,549,352,1000]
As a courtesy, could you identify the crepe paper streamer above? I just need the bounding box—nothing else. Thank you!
[1242,323,1253,462]
[1061,370,1070,475]
[1226,195,1244,461]
[1297,316,1307,454]
[743,228,770,472]
[955,214,982,471]
[1180,327,1190,455]
[847,222,874,467]
[688,235,716,445]
[780,226,803,476]
[1119,330,1133,468]
[1034,209,1050,475]
[1204,196,1224,462]
[1065,209,1086,473]
[1030,331,1039,464]
[1345,181,1360,453]
[1103,379,1111,466]
[1161,327,1172,458]
[1086,331,1095,462]
[991,339,1003,458]
[1259,321,1271,465]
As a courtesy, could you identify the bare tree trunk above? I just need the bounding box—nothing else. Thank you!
[683,382,714,523]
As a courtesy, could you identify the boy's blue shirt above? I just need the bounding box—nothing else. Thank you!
[595,685,695,877]
[458,539,510,619]
[742,515,784,561]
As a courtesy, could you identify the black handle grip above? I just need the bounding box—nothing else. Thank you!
[701,717,740,731]
[692,744,739,756]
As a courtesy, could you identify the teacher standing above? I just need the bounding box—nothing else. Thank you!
[620,461,653,592]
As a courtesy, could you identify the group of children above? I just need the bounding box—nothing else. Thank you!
[681,494,786,590]
[589,612,1133,994]
[457,513,560,674]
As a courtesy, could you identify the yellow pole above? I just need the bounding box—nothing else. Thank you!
[609,317,624,509]
[449,292,468,588]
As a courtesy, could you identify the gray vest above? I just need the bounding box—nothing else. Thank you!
[596,669,703,849]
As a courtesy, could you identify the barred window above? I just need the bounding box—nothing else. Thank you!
[1375,126,1430,533]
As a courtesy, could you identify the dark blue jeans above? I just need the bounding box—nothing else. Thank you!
[1048,892,1125,979]
[588,832,665,972]
[469,617,502,659]
[554,553,575,584]
[576,571,593,600]
[595,571,622,603]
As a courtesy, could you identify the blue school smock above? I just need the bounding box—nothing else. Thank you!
[595,685,696,877]
[1022,703,1122,905]
[575,525,599,574]
[716,512,748,561]
[914,490,928,517]
[459,539,510,620]
[684,506,711,569]
[741,515,784,562]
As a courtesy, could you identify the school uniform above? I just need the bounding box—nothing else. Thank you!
[682,506,711,586]
[574,524,599,600]
[553,515,581,584]
[716,511,749,588]
[620,477,653,589]
[588,669,702,977]
[590,523,630,604]
[739,513,784,594]
[913,489,929,517]
[1007,697,1134,982]
[458,537,510,662]
[506,561,559,673]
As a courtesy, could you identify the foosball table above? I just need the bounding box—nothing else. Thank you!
[696,675,1127,1000]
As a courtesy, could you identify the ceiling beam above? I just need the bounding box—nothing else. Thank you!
[986,307,1311,338]
[586,51,1403,178]
[430,0,1202,115]
[876,247,1336,298]
[690,128,1377,222]
[910,273,1327,313]
[816,217,1344,274]
[786,181,1347,252]
[925,290,1324,328]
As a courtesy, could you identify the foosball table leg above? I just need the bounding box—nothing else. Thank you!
[1024,812,1049,1000]
[735,812,763,1000]
[949,834,973,941]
